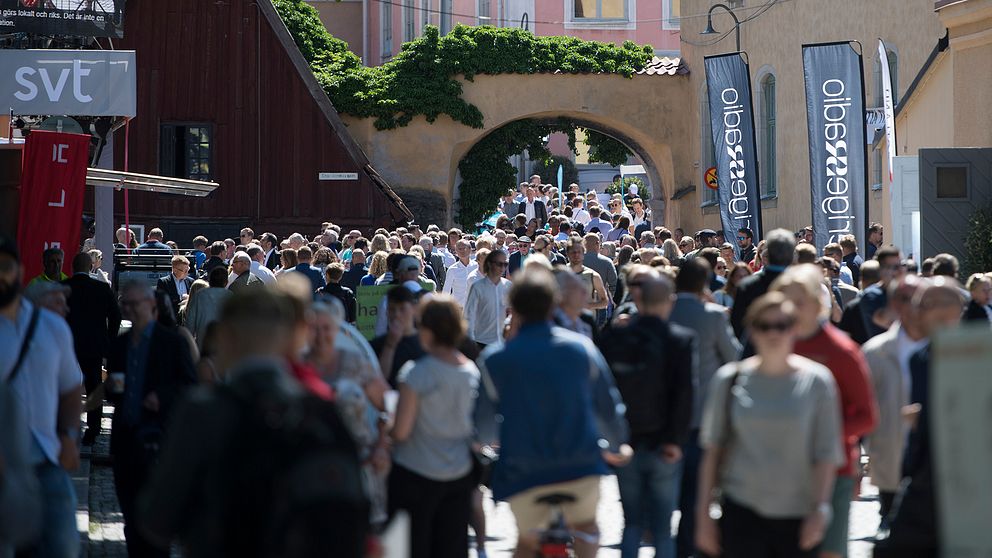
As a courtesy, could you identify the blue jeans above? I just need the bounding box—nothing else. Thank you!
[616,448,683,558]
[33,462,79,558]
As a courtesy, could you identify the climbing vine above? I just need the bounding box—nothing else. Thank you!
[274,0,651,223]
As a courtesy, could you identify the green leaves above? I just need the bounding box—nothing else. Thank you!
[964,204,992,277]
[274,2,654,130]
[273,0,648,227]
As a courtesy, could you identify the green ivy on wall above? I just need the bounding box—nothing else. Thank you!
[273,0,653,224]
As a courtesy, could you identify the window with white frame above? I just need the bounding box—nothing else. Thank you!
[403,0,416,41]
[701,85,718,205]
[662,0,679,30]
[381,4,393,61]
[571,0,629,20]
[759,73,777,197]
[478,0,491,25]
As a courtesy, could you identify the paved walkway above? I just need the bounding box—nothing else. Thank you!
[80,404,881,558]
[469,476,881,557]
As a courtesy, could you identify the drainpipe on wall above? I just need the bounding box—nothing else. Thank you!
[362,0,369,65]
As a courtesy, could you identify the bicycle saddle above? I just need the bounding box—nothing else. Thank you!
[535,493,576,505]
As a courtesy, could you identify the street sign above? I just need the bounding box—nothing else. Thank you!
[704,166,719,190]
[318,172,358,181]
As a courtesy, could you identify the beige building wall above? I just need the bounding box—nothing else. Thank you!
[887,0,992,240]
[679,0,944,238]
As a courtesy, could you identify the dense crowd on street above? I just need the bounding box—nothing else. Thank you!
[2,174,991,558]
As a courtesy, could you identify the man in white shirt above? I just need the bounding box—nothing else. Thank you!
[0,235,84,558]
[442,239,477,307]
[518,187,548,227]
[630,198,649,228]
[571,197,591,226]
[464,249,512,347]
[246,246,278,285]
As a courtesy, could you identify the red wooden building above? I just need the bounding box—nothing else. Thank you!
[106,0,411,243]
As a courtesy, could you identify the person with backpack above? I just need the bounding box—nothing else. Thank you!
[597,268,696,558]
[138,289,370,558]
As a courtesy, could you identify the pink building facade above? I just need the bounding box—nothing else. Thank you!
[305,0,681,66]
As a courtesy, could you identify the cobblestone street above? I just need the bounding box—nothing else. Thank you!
[81,404,880,558]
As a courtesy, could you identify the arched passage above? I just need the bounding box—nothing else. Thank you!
[450,114,667,225]
[342,71,693,227]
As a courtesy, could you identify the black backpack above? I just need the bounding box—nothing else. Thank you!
[597,317,668,435]
[217,375,370,558]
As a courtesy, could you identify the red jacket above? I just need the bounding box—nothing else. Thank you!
[794,323,878,477]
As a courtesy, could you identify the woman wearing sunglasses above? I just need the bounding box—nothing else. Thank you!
[696,292,844,558]
[770,265,877,558]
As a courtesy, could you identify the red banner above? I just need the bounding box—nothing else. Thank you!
[16,130,90,283]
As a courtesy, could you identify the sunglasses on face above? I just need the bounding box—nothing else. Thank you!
[752,320,793,333]
[737,236,748,241]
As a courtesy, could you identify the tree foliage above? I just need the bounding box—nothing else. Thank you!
[964,203,992,277]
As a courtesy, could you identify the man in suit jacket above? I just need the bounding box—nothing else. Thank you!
[667,257,741,558]
[419,237,447,291]
[508,236,532,275]
[228,252,263,293]
[64,253,122,445]
[514,187,548,227]
[261,232,281,271]
[730,228,795,339]
[109,282,196,558]
[155,255,195,322]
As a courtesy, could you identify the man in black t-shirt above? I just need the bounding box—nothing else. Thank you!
[369,286,425,387]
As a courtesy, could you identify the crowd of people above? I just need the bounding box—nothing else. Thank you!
[1,175,991,558]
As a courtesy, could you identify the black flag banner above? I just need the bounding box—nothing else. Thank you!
[704,52,763,257]
[802,41,869,253]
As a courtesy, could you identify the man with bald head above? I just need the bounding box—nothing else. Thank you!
[228,252,263,293]
[863,274,927,524]
[109,281,196,557]
[876,277,964,558]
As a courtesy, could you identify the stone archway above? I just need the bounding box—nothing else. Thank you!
[449,114,667,224]
[342,70,693,227]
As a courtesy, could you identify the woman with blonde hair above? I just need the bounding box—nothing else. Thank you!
[370,234,389,255]
[661,238,683,267]
[361,251,390,286]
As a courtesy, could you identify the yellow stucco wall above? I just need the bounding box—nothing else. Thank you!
[343,72,694,227]
[679,0,945,237]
